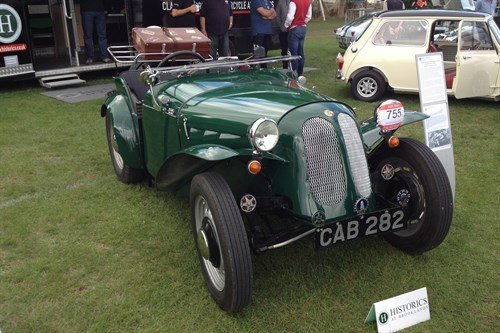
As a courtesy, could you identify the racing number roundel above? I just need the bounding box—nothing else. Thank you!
[375,99,405,132]
[0,4,22,44]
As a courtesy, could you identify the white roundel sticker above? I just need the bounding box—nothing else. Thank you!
[376,99,405,132]
[0,4,22,44]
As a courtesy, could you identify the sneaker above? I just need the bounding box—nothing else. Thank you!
[102,58,112,63]
[85,59,93,65]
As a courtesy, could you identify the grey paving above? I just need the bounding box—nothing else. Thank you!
[41,84,115,104]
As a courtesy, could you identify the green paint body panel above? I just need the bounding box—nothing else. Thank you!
[360,112,429,151]
[269,102,376,224]
[103,79,142,169]
[104,68,428,226]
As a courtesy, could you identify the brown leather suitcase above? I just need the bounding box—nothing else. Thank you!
[132,27,174,60]
[163,28,211,59]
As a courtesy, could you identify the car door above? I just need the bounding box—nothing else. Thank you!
[453,20,500,99]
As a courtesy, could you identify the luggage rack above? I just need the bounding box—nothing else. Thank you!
[107,45,213,65]
[151,54,302,75]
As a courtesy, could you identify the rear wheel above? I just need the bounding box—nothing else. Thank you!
[190,172,252,313]
[369,138,453,254]
[350,70,386,102]
[105,114,144,183]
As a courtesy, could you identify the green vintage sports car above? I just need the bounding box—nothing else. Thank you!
[101,52,453,313]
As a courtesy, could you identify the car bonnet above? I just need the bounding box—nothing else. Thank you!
[164,71,328,135]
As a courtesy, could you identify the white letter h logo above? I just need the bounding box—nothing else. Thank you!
[0,14,14,34]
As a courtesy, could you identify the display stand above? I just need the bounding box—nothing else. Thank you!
[415,52,456,198]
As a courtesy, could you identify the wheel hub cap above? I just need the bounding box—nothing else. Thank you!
[197,217,221,268]
[358,78,377,97]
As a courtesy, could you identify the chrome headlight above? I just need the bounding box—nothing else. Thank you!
[248,118,279,152]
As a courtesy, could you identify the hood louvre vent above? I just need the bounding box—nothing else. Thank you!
[302,117,346,206]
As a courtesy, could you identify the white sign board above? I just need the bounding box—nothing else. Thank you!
[365,287,430,333]
[415,53,455,198]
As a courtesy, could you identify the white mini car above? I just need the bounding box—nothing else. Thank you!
[337,10,500,102]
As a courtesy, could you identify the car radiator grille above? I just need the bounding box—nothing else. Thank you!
[302,117,346,205]
[338,113,372,198]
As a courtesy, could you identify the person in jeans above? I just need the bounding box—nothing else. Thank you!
[251,0,276,63]
[284,0,312,76]
[275,0,290,69]
[80,0,110,65]
[200,0,233,59]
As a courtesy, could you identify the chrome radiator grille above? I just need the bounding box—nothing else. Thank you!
[338,113,372,198]
[302,117,346,205]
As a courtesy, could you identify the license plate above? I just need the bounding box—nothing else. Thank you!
[315,208,407,249]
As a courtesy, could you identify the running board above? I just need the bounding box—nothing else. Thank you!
[39,74,86,88]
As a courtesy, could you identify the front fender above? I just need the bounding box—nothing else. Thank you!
[155,145,239,191]
[102,92,142,169]
[155,144,289,191]
[361,111,429,152]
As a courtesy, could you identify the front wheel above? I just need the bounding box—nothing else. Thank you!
[190,172,253,313]
[350,70,386,102]
[369,138,453,254]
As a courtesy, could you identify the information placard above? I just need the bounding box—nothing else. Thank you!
[415,53,455,198]
[365,287,430,333]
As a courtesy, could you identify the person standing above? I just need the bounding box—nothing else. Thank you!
[386,0,405,10]
[250,0,276,59]
[475,0,497,15]
[275,0,290,69]
[171,0,197,27]
[80,0,110,65]
[284,0,312,76]
[200,0,233,58]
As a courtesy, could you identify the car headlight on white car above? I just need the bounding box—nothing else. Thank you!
[248,118,279,152]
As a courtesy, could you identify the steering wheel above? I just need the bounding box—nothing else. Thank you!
[157,50,206,68]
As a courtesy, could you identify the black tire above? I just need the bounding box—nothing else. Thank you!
[105,113,144,183]
[190,172,252,313]
[369,138,453,254]
[350,70,386,102]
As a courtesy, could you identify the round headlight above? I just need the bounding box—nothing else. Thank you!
[248,118,279,152]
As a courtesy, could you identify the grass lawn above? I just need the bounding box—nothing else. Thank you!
[1,17,499,332]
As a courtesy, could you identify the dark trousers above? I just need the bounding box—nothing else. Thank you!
[279,31,289,69]
[209,32,230,59]
[252,33,271,68]
[82,11,109,60]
